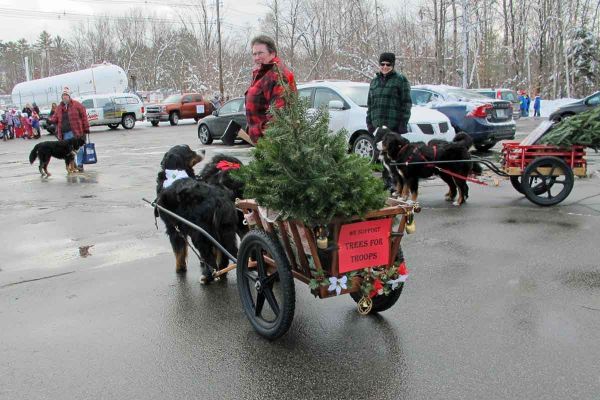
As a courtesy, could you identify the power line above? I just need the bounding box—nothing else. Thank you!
[0,7,250,29]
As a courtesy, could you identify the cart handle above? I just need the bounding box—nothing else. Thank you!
[142,198,238,264]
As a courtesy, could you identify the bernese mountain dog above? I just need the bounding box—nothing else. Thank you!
[377,127,479,206]
[29,137,86,177]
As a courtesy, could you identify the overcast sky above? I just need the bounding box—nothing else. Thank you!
[0,0,413,43]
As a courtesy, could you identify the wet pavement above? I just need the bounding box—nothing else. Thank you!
[1,119,600,399]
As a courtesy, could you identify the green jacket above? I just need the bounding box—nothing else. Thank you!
[366,70,412,133]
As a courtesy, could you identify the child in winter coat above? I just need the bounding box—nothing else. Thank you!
[13,112,23,139]
[21,113,33,139]
[533,94,541,117]
[31,111,41,138]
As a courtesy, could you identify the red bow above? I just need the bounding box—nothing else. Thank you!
[216,160,241,171]
[369,279,384,298]
[397,262,408,276]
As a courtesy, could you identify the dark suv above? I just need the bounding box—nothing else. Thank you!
[411,85,516,152]
[549,91,600,122]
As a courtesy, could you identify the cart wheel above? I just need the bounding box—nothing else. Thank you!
[510,176,555,196]
[350,284,403,314]
[236,230,295,340]
[522,156,574,206]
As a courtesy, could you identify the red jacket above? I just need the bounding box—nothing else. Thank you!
[51,99,90,139]
[245,57,296,143]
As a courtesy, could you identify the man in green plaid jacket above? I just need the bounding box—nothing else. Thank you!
[367,52,412,138]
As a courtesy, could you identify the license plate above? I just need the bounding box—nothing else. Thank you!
[496,109,506,118]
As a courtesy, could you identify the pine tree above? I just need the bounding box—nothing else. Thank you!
[235,91,387,226]
[540,107,600,150]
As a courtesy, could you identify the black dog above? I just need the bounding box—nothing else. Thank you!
[157,177,239,283]
[156,147,244,283]
[156,144,205,193]
[378,127,478,206]
[29,138,86,177]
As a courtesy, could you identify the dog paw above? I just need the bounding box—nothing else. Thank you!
[445,196,455,202]
[175,267,187,275]
[452,200,463,206]
[199,274,214,284]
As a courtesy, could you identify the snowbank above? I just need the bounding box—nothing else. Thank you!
[539,98,579,117]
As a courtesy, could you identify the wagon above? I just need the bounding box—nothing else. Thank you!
[146,197,421,340]
[389,121,588,207]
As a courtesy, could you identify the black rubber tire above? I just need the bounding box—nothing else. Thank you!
[198,124,213,145]
[107,123,119,130]
[150,121,159,127]
[522,156,574,206]
[169,112,179,126]
[237,230,295,340]
[510,176,524,194]
[350,283,404,313]
[352,133,375,162]
[474,142,495,152]
[121,114,136,129]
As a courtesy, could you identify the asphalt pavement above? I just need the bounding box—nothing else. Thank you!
[1,118,599,400]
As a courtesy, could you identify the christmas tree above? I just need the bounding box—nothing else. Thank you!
[235,91,387,226]
[540,106,600,150]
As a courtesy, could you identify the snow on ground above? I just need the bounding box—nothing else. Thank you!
[539,98,579,117]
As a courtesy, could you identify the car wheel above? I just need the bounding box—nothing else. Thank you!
[474,142,495,152]
[169,112,179,126]
[150,121,159,127]
[121,114,136,129]
[198,124,213,145]
[107,123,119,130]
[352,134,375,162]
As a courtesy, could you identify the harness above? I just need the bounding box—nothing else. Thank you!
[404,144,438,167]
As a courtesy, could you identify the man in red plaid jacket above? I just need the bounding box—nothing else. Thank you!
[244,35,297,144]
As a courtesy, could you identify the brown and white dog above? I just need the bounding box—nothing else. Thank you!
[376,127,479,206]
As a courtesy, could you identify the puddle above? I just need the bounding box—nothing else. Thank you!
[558,270,600,290]
[503,218,578,229]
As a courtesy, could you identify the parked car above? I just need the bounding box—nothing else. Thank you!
[76,93,144,129]
[474,88,521,120]
[197,97,246,144]
[549,91,600,122]
[296,81,456,160]
[145,93,214,126]
[411,85,516,152]
[39,108,55,135]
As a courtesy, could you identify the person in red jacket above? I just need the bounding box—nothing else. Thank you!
[50,88,90,171]
[244,35,296,144]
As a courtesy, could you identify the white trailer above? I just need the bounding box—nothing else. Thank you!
[11,63,128,108]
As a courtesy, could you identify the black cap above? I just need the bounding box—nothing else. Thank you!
[379,52,396,65]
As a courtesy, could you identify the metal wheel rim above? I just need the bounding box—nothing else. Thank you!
[354,138,374,159]
[172,114,179,124]
[199,126,209,142]
[124,116,134,128]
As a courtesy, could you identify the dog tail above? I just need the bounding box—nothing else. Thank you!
[29,144,39,164]
[453,132,474,149]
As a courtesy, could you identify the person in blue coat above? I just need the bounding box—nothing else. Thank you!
[533,93,541,117]
[524,94,531,117]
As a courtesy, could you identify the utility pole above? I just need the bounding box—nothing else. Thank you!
[375,0,380,52]
[216,0,224,99]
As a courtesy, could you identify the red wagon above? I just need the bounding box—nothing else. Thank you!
[501,141,587,206]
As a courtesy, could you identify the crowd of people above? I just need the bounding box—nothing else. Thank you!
[518,91,542,117]
[0,102,43,141]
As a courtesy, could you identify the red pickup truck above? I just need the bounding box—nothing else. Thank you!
[145,93,214,126]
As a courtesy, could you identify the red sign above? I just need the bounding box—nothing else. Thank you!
[338,218,392,273]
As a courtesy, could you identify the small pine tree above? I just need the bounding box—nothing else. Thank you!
[234,91,387,226]
[540,106,600,150]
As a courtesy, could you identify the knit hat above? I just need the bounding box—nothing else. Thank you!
[61,87,71,97]
[379,52,396,65]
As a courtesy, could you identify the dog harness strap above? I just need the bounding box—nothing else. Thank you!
[436,167,488,185]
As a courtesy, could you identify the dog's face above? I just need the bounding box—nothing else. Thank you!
[379,130,410,162]
[160,145,205,171]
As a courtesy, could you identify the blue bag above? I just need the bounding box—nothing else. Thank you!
[82,135,97,164]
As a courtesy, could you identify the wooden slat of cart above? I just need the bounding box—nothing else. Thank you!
[288,221,312,279]
[330,222,341,277]
[276,220,298,273]
[299,221,324,276]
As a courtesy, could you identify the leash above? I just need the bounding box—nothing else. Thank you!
[435,167,488,185]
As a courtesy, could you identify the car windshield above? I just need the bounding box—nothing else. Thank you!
[336,85,369,107]
[163,94,182,103]
[446,88,491,100]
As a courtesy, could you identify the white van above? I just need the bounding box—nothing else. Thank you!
[76,93,145,130]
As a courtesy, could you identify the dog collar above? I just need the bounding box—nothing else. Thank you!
[163,169,189,188]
